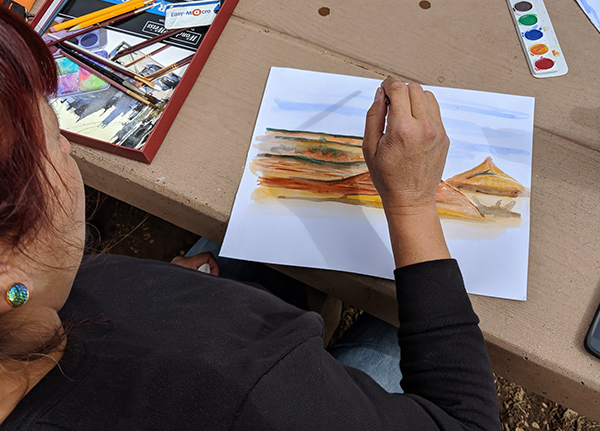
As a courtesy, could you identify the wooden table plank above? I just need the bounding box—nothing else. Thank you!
[32,0,600,422]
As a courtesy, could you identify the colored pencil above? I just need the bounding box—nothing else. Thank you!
[143,54,194,81]
[71,0,156,31]
[123,44,170,67]
[45,5,154,47]
[59,49,159,109]
[51,0,154,32]
[111,28,187,61]
[48,34,155,88]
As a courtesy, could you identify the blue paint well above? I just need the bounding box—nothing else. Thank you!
[524,29,543,40]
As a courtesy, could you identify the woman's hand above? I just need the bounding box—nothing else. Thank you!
[171,252,220,275]
[363,78,451,267]
[363,78,450,216]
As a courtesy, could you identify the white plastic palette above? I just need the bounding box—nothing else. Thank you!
[507,0,568,78]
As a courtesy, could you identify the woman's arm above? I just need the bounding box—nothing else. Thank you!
[362,79,450,267]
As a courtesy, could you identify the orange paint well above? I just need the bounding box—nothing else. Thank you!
[529,44,548,55]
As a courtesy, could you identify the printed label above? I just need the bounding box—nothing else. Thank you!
[165,1,220,29]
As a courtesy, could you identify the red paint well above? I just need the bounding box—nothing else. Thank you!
[535,57,555,70]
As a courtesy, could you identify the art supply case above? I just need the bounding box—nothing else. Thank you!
[31,0,238,163]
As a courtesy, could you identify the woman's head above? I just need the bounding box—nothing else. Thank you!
[0,7,86,359]
[0,6,58,252]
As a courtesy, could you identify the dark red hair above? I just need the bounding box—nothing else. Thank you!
[0,6,58,251]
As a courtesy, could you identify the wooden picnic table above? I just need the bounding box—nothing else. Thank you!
[35,0,600,421]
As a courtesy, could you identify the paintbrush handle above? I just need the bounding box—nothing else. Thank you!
[51,36,155,88]
[144,54,194,81]
[123,44,170,67]
[59,50,156,108]
[59,48,159,107]
[111,28,186,60]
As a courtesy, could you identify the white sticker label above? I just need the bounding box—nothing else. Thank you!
[164,1,220,30]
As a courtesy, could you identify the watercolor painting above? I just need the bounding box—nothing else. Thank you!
[250,129,526,224]
[221,68,534,301]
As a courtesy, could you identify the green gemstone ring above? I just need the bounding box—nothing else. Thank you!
[6,283,29,307]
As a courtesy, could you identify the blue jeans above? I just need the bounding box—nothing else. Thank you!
[185,238,403,394]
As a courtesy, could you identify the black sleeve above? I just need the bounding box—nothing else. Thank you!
[232,259,500,431]
[395,259,501,429]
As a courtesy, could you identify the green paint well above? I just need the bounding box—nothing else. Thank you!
[518,14,538,26]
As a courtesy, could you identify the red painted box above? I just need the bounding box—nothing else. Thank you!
[31,0,238,163]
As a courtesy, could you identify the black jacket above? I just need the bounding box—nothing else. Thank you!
[2,255,500,430]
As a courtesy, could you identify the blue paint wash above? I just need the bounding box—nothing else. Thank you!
[523,29,543,40]
[274,99,366,117]
[274,99,532,120]
[579,0,600,26]
[437,102,531,120]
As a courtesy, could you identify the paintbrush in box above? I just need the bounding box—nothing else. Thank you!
[123,44,170,67]
[111,28,187,61]
[143,54,194,81]
[58,48,160,109]
[48,34,155,88]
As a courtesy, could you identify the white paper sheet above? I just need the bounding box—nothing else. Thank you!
[221,67,534,301]
[576,0,600,34]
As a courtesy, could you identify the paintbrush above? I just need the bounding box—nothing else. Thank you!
[46,4,154,48]
[48,34,155,89]
[111,28,187,61]
[143,54,194,81]
[59,45,160,104]
[59,48,160,109]
[51,0,156,32]
[123,44,170,67]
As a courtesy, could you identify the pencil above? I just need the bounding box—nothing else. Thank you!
[71,0,156,31]
[48,34,155,88]
[51,0,154,32]
[59,49,159,109]
[123,44,170,67]
[143,54,194,81]
[46,5,154,47]
[111,28,186,61]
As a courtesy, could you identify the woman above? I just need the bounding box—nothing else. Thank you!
[0,6,500,430]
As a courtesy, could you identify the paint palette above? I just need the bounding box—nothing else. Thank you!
[507,0,568,78]
[55,50,110,97]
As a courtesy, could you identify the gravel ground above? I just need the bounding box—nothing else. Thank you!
[85,188,599,430]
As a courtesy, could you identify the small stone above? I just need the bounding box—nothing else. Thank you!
[563,409,578,421]
[516,427,525,431]
[531,422,540,429]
